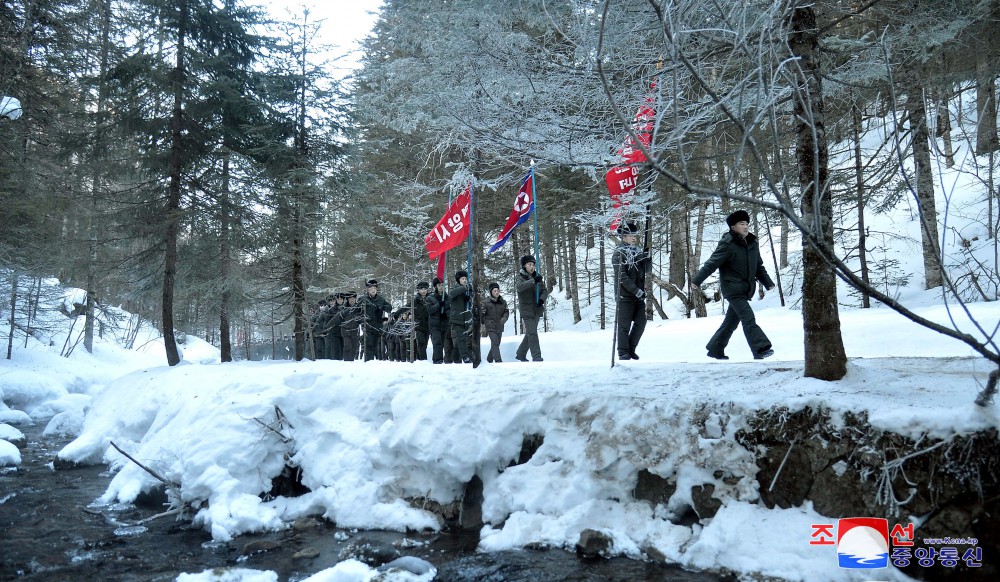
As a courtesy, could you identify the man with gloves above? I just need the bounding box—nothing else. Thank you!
[514,255,548,362]
[612,221,652,361]
[691,210,776,360]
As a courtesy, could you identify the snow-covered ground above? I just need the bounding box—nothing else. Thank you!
[3,274,998,581]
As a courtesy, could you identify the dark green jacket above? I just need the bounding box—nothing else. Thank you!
[482,295,509,333]
[516,268,548,318]
[359,293,392,330]
[693,231,775,299]
[611,243,652,301]
[448,284,471,326]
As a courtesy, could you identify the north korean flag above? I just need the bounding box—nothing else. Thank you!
[487,172,534,254]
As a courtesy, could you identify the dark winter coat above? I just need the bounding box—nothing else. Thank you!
[334,304,363,338]
[359,293,392,330]
[447,284,472,326]
[328,303,343,335]
[430,289,448,329]
[611,243,652,302]
[412,293,439,333]
[516,268,548,319]
[482,295,509,333]
[692,231,775,299]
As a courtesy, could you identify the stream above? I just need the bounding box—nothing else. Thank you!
[0,422,729,581]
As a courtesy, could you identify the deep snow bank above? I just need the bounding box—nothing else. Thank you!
[57,353,998,581]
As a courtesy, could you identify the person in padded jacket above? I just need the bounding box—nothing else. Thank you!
[611,220,652,361]
[514,255,548,362]
[482,282,509,363]
[691,210,775,361]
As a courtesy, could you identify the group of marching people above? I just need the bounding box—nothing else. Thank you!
[307,209,772,366]
[307,256,550,365]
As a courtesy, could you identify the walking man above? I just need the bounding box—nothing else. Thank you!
[448,270,473,363]
[691,210,776,360]
[412,281,436,361]
[360,278,392,361]
[612,221,652,360]
[429,277,448,363]
[482,282,509,363]
[514,255,548,362]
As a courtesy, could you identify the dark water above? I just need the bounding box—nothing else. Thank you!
[0,424,729,581]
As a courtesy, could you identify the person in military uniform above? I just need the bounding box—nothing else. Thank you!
[430,277,449,363]
[482,282,509,363]
[514,255,548,362]
[412,281,437,361]
[448,270,473,363]
[333,291,362,361]
[327,293,345,360]
[310,299,328,360]
[359,278,392,361]
[612,220,653,361]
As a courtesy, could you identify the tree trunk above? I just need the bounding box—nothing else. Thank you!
[852,103,871,308]
[598,228,606,330]
[219,151,233,362]
[84,0,112,355]
[790,4,847,381]
[162,0,187,367]
[668,205,687,300]
[907,85,943,290]
[935,92,954,168]
[6,272,17,360]
[976,60,999,155]
[568,221,581,324]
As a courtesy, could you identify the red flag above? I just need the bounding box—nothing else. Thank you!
[425,186,471,260]
[606,80,657,231]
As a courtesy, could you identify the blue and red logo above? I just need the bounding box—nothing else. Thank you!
[837,517,889,568]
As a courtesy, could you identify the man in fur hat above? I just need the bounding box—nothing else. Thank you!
[360,278,392,361]
[514,255,548,362]
[429,277,448,363]
[333,292,362,361]
[448,270,474,363]
[412,281,437,361]
[691,210,776,360]
[482,282,509,363]
[612,220,652,360]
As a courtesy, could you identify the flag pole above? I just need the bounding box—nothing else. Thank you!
[531,162,540,304]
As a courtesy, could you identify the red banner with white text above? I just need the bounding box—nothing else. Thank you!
[425,186,471,260]
[606,81,656,231]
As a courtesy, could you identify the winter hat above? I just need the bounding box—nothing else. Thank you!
[488,282,500,292]
[366,278,379,288]
[416,281,430,290]
[726,210,751,227]
[432,277,443,286]
[616,220,639,236]
[520,255,536,267]
[344,291,357,299]
[455,270,469,284]
[317,299,328,306]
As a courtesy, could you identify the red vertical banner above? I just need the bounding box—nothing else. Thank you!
[425,186,471,260]
[605,80,657,231]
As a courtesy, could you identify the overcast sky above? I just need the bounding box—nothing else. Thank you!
[255,0,384,75]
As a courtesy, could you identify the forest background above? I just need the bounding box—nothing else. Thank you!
[2,0,999,388]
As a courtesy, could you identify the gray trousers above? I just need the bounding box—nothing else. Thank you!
[487,331,503,362]
[516,316,541,360]
[706,295,771,355]
[616,299,646,357]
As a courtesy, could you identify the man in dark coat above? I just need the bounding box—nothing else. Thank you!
[333,292,362,361]
[359,278,392,361]
[448,270,473,363]
[412,281,436,361]
[514,255,548,362]
[327,293,345,360]
[429,277,448,364]
[691,210,776,360]
[310,299,328,360]
[482,282,509,363]
[612,221,652,360]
